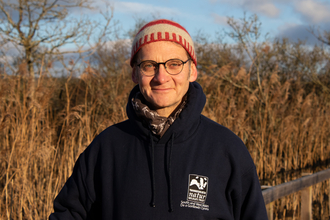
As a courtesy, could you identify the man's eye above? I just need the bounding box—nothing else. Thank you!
[143,63,155,69]
[168,62,181,68]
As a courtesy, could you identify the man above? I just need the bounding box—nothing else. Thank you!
[50,19,267,219]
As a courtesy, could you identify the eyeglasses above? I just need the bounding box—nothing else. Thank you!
[137,58,191,76]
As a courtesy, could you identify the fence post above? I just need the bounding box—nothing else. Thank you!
[266,202,274,220]
[262,185,273,220]
[301,173,312,220]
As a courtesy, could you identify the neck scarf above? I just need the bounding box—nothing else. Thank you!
[131,92,187,138]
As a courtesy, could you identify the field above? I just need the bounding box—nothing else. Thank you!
[1,61,329,219]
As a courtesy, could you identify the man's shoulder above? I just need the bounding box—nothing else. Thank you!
[199,115,248,152]
[98,119,132,136]
[85,119,133,145]
[199,115,256,172]
[83,119,136,154]
[200,115,237,136]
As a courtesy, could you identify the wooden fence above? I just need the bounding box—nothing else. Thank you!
[262,168,330,220]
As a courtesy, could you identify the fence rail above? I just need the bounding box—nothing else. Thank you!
[262,168,330,220]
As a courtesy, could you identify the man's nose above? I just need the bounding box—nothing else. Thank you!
[153,64,170,83]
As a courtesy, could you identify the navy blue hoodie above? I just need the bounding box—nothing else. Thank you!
[50,82,267,219]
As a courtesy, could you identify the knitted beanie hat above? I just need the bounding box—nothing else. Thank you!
[130,19,197,67]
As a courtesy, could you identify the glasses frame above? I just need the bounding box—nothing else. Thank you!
[137,58,191,76]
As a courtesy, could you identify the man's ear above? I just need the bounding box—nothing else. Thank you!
[189,63,198,82]
[132,67,139,84]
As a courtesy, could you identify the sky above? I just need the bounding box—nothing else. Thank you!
[1,0,330,75]
[94,0,330,45]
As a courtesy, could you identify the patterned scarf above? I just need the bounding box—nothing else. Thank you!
[131,92,187,138]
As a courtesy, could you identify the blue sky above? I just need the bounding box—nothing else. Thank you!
[1,0,330,72]
[94,0,330,45]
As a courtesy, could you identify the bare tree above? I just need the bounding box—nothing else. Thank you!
[0,0,115,78]
[0,0,115,157]
[225,13,266,101]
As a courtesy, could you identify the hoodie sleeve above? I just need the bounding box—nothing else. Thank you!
[234,166,268,220]
[49,150,96,220]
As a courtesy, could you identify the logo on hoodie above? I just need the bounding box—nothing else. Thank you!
[187,174,208,203]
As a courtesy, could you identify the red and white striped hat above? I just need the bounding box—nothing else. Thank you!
[130,19,197,67]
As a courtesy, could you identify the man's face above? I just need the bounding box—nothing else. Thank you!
[132,41,197,117]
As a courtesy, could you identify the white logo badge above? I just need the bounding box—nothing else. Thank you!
[187,174,208,203]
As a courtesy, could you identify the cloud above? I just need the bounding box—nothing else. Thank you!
[276,23,320,45]
[246,2,280,17]
[294,0,330,24]
[112,1,180,15]
[212,13,228,26]
[215,0,280,18]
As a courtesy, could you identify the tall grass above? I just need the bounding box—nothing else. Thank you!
[0,61,329,219]
[0,66,133,219]
[198,64,330,219]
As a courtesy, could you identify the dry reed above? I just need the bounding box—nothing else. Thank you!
[0,61,329,219]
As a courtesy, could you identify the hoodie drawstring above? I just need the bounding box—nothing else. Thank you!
[167,133,174,212]
[149,132,156,208]
[148,132,175,212]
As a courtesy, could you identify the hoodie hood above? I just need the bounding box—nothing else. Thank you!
[126,81,206,144]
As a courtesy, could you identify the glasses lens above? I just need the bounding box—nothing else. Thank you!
[165,59,184,75]
[140,61,157,76]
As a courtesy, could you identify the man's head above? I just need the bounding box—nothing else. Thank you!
[130,19,197,117]
[130,19,197,67]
